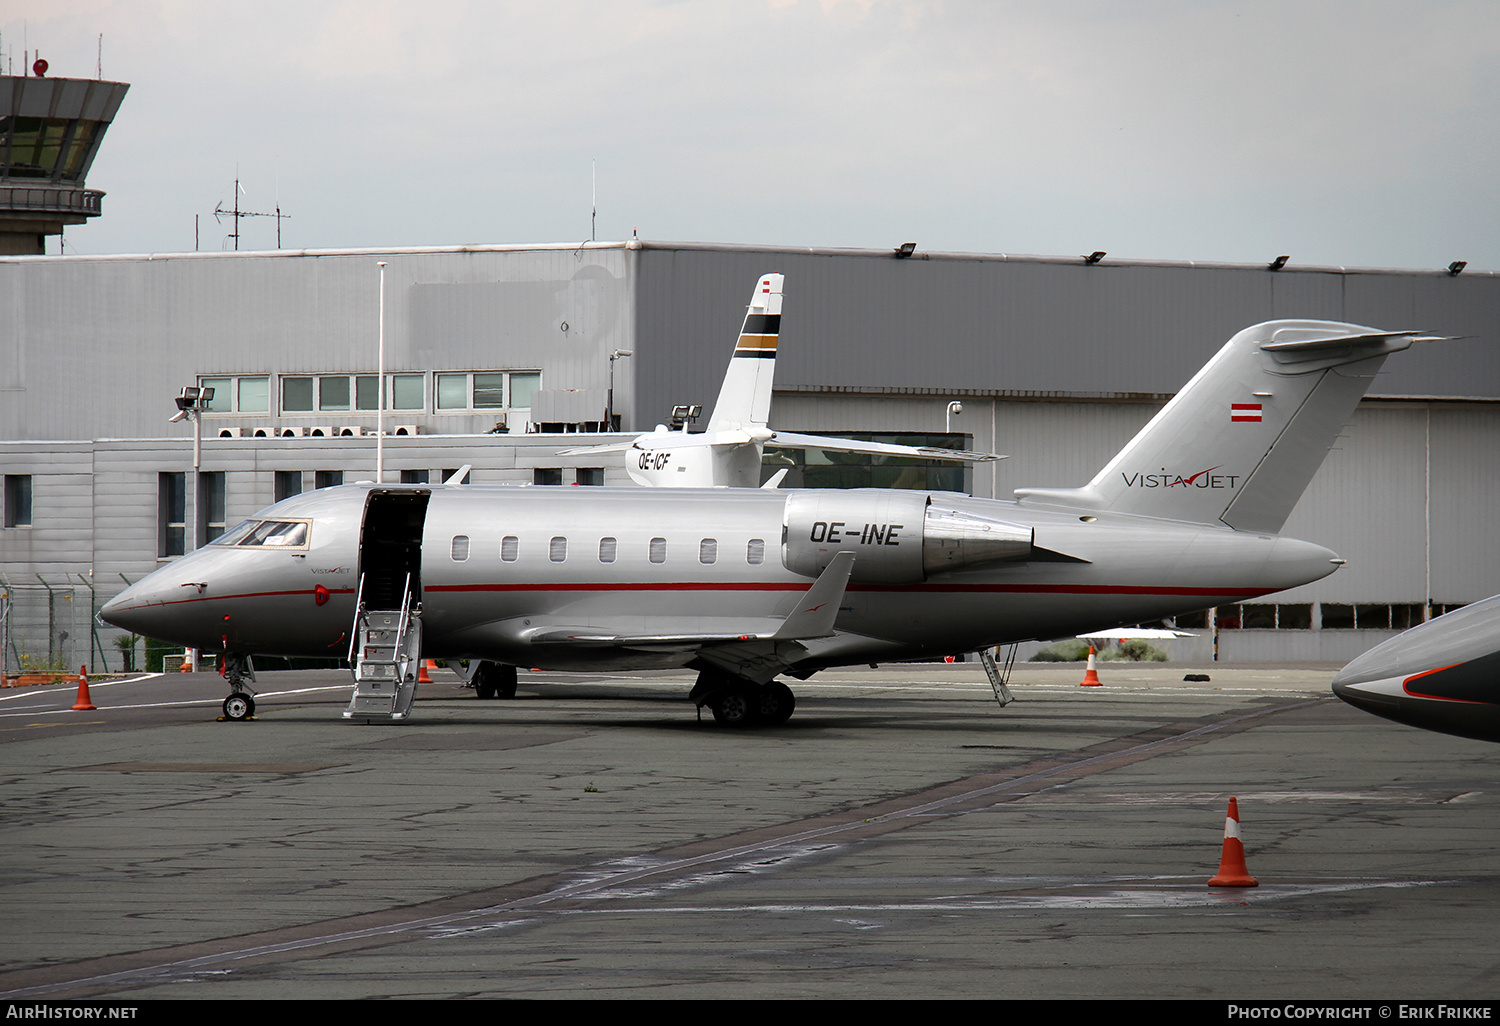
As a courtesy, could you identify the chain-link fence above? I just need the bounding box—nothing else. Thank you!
[0,580,114,677]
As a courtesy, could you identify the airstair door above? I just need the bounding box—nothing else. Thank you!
[344,490,431,722]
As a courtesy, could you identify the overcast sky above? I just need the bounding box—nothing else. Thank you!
[7,0,1498,271]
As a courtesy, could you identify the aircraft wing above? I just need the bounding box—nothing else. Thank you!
[510,552,856,649]
[1076,629,1198,640]
[766,431,1004,463]
[555,441,636,456]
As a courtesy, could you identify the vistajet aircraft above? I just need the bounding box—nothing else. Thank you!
[1332,594,1500,742]
[558,273,1002,487]
[102,319,1435,727]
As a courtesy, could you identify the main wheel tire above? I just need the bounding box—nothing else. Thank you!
[222,693,253,721]
[710,685,758,727]
[473,662,518,700]
[756,681,796,726]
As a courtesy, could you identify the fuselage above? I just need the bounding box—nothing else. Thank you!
[102,482,1340,674]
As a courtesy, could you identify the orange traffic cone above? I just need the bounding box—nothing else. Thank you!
[72,665,96,711]
[1208,797,1259,887]
[418,659,435,684]
[1079,645,1102,686]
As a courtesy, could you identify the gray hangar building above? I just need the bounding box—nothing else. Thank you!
[0,237,1496,674]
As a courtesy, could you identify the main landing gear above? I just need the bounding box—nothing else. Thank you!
[472,661,518,700]
[691,670,796,728]
[221,653,257,722]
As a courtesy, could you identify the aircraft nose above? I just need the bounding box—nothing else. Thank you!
[100,570,213,646]
[100,581,172,637]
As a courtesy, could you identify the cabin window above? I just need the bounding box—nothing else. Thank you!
[699,538,717,564]
[501,536,519,561]
[649,537,667,563]
[746,538,765,565]
[550,537,568,562]
[451,535,470,561]
[599,537,617,563]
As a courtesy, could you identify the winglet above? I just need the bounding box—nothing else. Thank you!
[774,550,854,640]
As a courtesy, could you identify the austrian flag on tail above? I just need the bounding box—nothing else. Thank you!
[1231,402,1263,423]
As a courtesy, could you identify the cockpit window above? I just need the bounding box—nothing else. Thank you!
[235,520,311,549]
[211,520,259,546]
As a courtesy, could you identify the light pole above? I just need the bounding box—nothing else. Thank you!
[377,261,387,483]
[170,384,214,671]
[607,349,633,431]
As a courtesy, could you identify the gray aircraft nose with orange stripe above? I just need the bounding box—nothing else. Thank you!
[1332,594,1500,742]
[102,315,1438,727]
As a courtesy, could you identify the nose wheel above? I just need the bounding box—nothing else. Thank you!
[222,692,256,721]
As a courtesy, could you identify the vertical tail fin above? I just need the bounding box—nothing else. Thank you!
[1015,320,1429,533]
[706,273,784,432]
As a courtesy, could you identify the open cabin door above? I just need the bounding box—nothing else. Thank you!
[345,489,431,722]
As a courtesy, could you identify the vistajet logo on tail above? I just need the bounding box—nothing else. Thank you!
[1121,466,1240,489]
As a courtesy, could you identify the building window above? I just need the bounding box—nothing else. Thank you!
[434,371,541,412]
[198,472,226,546]
[3,475,32,528]
[275,373,425,414]
[315,471,343,490]
[159,472,186,557]
[577,467,605,486]
[534,468,562,486]
[275,470,303,502]
[400,470,429,484]
[197,376,270,414]
[390,374,424,411]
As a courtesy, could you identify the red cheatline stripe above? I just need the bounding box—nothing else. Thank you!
[427,582,1263,597]
[121,581,1269,612]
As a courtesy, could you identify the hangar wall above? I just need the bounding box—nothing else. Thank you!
[1,239,1496,672]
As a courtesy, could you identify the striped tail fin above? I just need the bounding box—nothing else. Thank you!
[706,273,783,432]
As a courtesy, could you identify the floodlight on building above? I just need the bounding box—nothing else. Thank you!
[1084,251,1106,265]
[894,242,916,258]
[607,349,634,431]
[1269,255,1290,271]
[1448,261,1467,276]
[946,400,963,433]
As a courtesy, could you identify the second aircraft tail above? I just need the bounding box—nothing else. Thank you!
[706,273,784,432]
[1015,320,1434,533]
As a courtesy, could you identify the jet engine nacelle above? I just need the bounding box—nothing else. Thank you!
[781,490,1033,583]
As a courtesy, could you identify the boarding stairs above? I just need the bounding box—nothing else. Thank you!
[343,572,422,722]
[979,645,1016,707]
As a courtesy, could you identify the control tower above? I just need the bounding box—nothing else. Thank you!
[0,62,129,254]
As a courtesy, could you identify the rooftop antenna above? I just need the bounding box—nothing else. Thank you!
[212,174,290,250]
